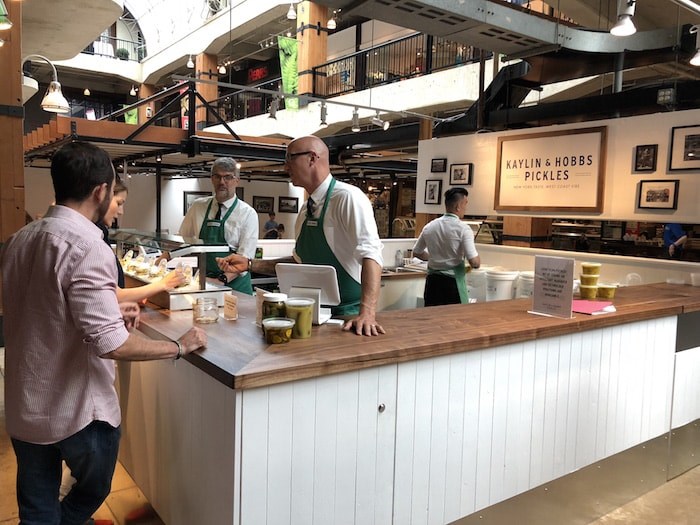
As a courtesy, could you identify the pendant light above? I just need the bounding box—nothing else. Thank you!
[22,54,70,113]
[0,0,12,30]
[610,0,637,37]
[286,3,297,20]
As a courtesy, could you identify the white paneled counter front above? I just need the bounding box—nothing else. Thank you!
[118,283,700,524]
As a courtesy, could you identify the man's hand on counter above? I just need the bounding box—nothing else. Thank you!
[342,310,385,337]
[179,326,208,356]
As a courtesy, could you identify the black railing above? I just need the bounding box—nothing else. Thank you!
[312,33,483,98]
[208,78,284,123]
[82,36,146,62]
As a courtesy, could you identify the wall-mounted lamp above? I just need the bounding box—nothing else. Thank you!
[610,0,636,37]
[286,2,297,20]
[268,97,280,119]
[129,85,137,96]
[186,55,195,69]
[371,110,390,131]
[83,87,91,97]
[22,54,70,113]
[0,0,12,30]
[690,25,700,66]
[320,102,328,128]
[351,107,361,132]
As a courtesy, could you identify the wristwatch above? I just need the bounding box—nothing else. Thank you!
[217,272,229,285]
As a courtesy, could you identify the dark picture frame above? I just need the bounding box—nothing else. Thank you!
[638,179,679,210]
[278,196,299,213]
[252,196,274,213]
[634,144,657,172]
[430,158,447,173]
[449,163,473,185]
[669,125,700,171]
[424,179,442,205]
[235,187,244,201]
[182,191,211,215]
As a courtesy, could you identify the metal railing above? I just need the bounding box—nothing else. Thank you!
[312,33,483,98]
[208,78,284,123]
[82,36,146,62]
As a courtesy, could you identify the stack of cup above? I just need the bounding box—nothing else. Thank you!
[579,262,601,299]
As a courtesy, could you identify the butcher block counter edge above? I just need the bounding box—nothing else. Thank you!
[135,283,700,391]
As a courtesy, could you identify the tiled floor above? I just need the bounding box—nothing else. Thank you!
[0,347,697,524]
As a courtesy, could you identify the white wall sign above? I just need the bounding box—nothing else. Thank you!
[495,126,607,212]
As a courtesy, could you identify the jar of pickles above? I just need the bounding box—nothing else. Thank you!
[262,292,287,320]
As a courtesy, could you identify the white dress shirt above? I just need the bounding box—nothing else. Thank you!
[413,214,479,275]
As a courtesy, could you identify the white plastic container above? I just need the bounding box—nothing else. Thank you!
[515,270,535,298]
[466,268,487,302]
[486,269,519,301]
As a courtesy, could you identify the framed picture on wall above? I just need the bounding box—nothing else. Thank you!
[424,179,442,205]
[634,144,657,172]
[449,163,473,185]
[278,196,298,213]
[182,191,210,215]
[669,125,700,171]
[430,158,447,173]
[638,179,679,210]
[252,196,274,213]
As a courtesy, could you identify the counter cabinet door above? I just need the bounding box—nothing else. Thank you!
[239,364,398,525]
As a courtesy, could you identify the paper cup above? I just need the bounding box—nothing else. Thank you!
[596,284,617,299]
[579,285,598,300]
[580,274,599,286]
[581,262,601,276]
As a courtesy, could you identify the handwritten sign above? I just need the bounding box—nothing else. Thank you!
[495,126,606,212]
[531,255,574,319]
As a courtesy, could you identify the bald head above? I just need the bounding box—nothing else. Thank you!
[285,135,331,193]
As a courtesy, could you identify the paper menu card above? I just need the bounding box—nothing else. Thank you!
[530,255,574,319]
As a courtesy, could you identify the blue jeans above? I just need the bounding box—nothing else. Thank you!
[11,420,121,525]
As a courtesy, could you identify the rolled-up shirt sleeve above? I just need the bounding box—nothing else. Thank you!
[67,242,129,356]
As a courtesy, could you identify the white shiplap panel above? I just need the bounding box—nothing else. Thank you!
[475,348,496,509]
[528,338,550,488]
[621,323,645,450]
[240,387,270,524]
[575,330,597,470]
[443,353,468,522]
[672,346,700,427]
[267,383,294,524]
[651,318,676,434]
[334,375,360,525]
[409,359,435,523]
[594,327,613,459]
[543,336,564,480]
[290,381,317,524]
[502,343,525,499]
[394,361,418,525]
[313,375,341,524]
[516,343,537,494]
[458,350,483,517]
[605,325,623,455]
[427,357,452,525]
[554,334,572,476]
[488,344,513,505]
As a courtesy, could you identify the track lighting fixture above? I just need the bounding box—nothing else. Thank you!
[218,64,226,75]
[186,55,195,69]
[371,110,390,131]
[129,85,137,96]
[155,155,162,163]
[22,55,70,113]
[83,87,90,96]
[327,9,337,30]
[351,107,360,132]
[286,2,297,20]
[0,0,12,30]
[690,25,700,66]
[268,97,280,119]
[610,0,636,37]
[320,102,328,128]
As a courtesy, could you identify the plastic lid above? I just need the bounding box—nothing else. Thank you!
[263,292,287,302]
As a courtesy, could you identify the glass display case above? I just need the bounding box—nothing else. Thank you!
[110,229,230,310]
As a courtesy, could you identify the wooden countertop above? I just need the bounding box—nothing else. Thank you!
[136,283,700,391]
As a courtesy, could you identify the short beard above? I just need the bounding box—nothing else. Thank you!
[96,190,112,225]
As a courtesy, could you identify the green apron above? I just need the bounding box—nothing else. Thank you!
[198,198,253,295]
[426,214,469,304]
[296,178,361,316]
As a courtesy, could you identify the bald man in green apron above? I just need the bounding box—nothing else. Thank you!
[179,157,258,294]
[413,187,480,306]
[217,136,385,336]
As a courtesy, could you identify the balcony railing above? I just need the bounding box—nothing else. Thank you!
[82,36,146,62]
[312,33,484,98]
[208,78,283,124]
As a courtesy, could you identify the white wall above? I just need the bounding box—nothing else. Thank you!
[417,108,700,223]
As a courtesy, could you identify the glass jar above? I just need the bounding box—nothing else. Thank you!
[193,297,219,324]
[262,292,287,320]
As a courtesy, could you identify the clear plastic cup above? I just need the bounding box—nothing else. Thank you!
[262,317,295,344]
[285,298,315,339]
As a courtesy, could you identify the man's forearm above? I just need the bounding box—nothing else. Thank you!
[250,256,295,276]
[359,258,382,314]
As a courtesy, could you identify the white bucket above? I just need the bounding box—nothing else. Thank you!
[515,271,535,298]
[486,269,519,301]
[466,268,487,302]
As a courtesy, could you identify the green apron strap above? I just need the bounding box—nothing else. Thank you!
[453,263,469,304]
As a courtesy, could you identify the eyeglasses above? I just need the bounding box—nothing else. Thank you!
[212,173,237,182]
[285,150,315,161]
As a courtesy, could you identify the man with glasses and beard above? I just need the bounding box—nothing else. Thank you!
[179,157,258,294]
[1,142,206,525]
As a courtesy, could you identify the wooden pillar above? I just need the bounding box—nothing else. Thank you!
[137,83,156,124]
[502,216,553,248]
[414,118,438,237]
[195,53,218,130]
[0,0,25,241]
[296,1,329,97]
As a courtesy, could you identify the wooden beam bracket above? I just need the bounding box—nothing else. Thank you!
[0,104,24,118]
